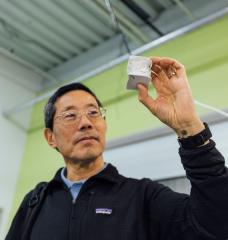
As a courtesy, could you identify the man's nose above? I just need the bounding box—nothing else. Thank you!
[77,114,93,130]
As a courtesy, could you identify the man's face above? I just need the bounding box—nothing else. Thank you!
[45,90,107,165]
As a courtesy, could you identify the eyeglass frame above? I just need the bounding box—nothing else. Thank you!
[53,106,106,126]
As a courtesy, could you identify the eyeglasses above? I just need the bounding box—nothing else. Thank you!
[54,107,106,126]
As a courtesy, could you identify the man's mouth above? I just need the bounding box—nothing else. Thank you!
[76,136,98,143]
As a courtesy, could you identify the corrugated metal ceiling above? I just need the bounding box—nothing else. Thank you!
[0,0,227,90]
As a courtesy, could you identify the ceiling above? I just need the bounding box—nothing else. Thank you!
[0,0,227,92]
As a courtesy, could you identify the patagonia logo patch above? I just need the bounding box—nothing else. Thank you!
[95,208,112,215]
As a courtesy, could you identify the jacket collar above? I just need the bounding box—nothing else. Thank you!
[91,163,125,183]
[51,163,124,186]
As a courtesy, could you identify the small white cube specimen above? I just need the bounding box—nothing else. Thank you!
[126,55,152,90]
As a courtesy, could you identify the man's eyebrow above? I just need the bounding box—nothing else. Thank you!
[61,103,99,112]
[85,103,99,108]
[61,105,76,112]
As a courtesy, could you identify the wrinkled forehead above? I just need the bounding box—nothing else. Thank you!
[54,90,99,113]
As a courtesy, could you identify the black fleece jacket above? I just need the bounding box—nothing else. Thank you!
[5,140,228,240]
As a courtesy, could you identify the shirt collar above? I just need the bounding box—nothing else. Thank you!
[61,162,108,189]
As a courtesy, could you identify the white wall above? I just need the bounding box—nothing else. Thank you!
[104,121,228,181]
[0,53,42,239]
[104,121,228,198]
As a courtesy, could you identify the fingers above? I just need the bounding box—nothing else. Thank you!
[151,61,171,82]
[150,57,185,80]
[151,56,184,69]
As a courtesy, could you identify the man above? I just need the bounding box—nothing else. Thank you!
[6,57,228,239]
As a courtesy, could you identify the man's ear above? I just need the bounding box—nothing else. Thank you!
[44,128,57,149]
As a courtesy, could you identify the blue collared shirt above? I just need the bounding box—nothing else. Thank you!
[61,163,108,202]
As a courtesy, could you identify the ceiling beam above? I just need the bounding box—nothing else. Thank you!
[121,0,163,36]
[172,0,195,21]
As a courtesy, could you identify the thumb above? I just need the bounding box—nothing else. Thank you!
[136,84,156,114]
